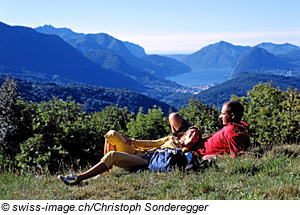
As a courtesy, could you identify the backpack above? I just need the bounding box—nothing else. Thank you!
[148,148,193,172]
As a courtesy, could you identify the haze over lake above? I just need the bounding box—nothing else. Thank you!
[166,68,233,86]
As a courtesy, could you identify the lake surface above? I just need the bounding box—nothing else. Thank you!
[166,68,234,86]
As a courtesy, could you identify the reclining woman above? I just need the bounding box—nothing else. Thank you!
[58,126,201,186]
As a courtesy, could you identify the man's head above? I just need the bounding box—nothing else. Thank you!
[219,100,244,125]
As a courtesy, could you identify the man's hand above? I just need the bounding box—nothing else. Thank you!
[121,134,132,144]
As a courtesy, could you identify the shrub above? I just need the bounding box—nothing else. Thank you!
[0,78,32,169]
[90,105,135,136]
[15,97,88,172]
[178,98,222,137]
[126,106,171,140]
[15,103,136,172]
[232,82,300,146]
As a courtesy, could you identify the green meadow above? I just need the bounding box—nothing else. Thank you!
[1,144,300,200]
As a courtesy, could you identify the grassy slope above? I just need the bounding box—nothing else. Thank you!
[1,144,300,200]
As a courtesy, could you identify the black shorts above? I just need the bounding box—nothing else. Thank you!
[177,119,192,133]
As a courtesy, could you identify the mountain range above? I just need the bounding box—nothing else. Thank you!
[167,40,300,79]
[1,21,300,112]
[32,24,300,81]
[0,22,144,90]
[34,24,191,78]
[256,42,300,55]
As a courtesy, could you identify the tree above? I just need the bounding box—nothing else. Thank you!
[232,82,300,145]
[178,98,222,137]
[126,106,171,140]
[16,97,94,172]
[0,78,32,169]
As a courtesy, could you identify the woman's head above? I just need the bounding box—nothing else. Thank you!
[180,126,201,150]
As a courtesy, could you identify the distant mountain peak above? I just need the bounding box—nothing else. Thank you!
[35,24,84,39]
[256,42,300,55]
[184,41,251,68]
[36,24,77,32]
[257,41,298,47]
[217,40,233,45]
[38,24,55,29]
[205,41,234,49]
[230,47,297,77]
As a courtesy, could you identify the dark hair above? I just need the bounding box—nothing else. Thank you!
[224,100,244,121]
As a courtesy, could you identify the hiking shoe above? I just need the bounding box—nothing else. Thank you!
[58,174,80,186]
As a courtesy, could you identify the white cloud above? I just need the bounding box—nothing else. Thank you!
[118,29,300,54]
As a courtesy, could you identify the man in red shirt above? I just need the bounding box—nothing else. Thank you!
[169,100,250,158]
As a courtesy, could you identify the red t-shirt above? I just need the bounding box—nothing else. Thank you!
[198,121,250,157]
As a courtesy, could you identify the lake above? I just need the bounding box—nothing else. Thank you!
[166,68,234,86]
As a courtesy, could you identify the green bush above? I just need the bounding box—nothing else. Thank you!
[0,78,32,169]
[15,97,86,172]
[126,106,171,140]
[90,105,135,136]
[15,101,136,173]
[232,82,300,146]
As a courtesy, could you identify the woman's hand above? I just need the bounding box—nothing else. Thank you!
[202,154,218,160]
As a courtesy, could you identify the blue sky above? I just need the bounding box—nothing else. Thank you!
[1,0,299,54]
